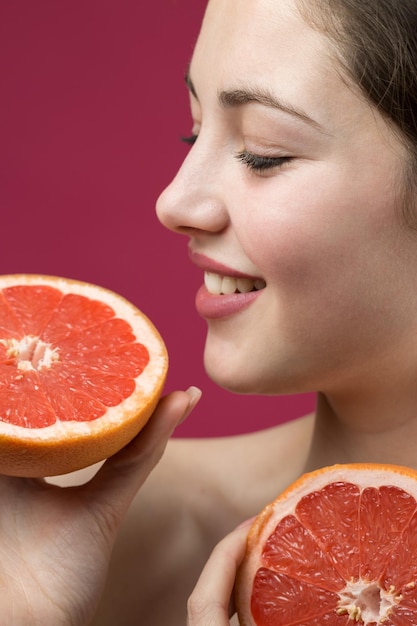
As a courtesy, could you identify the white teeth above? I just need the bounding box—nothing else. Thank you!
[204,272,223,294]
[204,272,266,295]
[221,277,238,295]
[236,278,254,293]
[254,279,267,290]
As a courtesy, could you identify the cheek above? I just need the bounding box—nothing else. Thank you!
[237,202,351,294]
[234,175,408,344]
[236,169,401,288]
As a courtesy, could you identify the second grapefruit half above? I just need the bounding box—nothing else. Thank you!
[0,274,168,477]
[236,463,417,625]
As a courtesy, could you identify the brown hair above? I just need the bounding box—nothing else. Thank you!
[298,0,417,222]
[299,1,417,145]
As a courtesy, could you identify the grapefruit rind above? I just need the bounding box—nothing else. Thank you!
[0,274,168,477]
[236,463,417,626]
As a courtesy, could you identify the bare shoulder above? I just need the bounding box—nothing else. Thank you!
[131,410,315,531]
[92,413,314,625]
[191,412,316,514]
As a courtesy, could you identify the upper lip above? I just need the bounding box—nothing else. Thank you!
[189,250,262,281]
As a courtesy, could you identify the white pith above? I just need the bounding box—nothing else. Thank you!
[204,271,266,295]
[336,579,402,623]
[1,336,60,371]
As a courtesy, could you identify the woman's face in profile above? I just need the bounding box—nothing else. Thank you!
[157,0,417,398]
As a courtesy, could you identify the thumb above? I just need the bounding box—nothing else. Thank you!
[187,518,254,625]
[85,387,201,521]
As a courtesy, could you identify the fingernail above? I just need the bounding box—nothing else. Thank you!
[179,386,202,425]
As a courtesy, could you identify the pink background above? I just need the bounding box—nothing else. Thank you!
[0,0,315,437]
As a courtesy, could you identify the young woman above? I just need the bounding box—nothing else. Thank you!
[1,1,417,624]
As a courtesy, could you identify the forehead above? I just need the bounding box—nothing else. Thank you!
[193,0,329,83]
[190,0,358,133]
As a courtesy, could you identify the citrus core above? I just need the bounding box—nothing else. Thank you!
[0,274,168,477]
[236,463,417,625]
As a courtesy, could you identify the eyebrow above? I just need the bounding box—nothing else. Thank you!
[185,70,326,134]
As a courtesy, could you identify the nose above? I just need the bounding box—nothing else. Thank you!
[156,140,229,236]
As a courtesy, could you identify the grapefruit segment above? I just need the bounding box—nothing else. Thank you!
[0,274,168,477]
[0,293,25,339]
[251,568,343,624]
[236,464,417,626]
[388,582,417,624]
[295,481,361,582]
[40,292,116,343]
[382,510,417,593]
[359,486,416,582]
[261,514,345,592]
[2,284,64,335]
[0,366,56,427]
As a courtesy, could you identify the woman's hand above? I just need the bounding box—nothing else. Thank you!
[0,387,200,626]
[187,517,254,626]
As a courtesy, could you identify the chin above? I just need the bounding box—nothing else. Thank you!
[203,345,314,397]
[207,372,258,395]
[204,355,276,396]
[203,352,254,394]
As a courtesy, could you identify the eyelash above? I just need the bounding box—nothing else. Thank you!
[234,151,292,172]
[180,135,292,173]
[181,134,198,145]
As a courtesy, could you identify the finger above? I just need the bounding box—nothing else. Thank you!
[187,519,253,626]
[86,387,201,515]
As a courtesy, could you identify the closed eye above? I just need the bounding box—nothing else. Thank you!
[235,151,292,172]
[180,136,292,175]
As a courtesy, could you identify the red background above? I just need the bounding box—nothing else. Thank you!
[0,0,315,436]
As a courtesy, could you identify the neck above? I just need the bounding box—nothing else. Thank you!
[304,388,417,472]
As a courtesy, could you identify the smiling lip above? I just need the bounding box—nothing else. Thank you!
[189,251,266,320]
[189,251,260,279]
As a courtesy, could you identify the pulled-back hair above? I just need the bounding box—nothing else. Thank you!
[299,1,417,147]
[298,0,417,222]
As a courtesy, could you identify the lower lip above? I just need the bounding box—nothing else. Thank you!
[195,285,263,320]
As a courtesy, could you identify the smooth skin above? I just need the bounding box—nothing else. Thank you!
[3,0,417,624]
[0,390,194,625]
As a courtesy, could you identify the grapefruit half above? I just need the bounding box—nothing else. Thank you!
[236,463,417,625]
[0,274,168,477]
